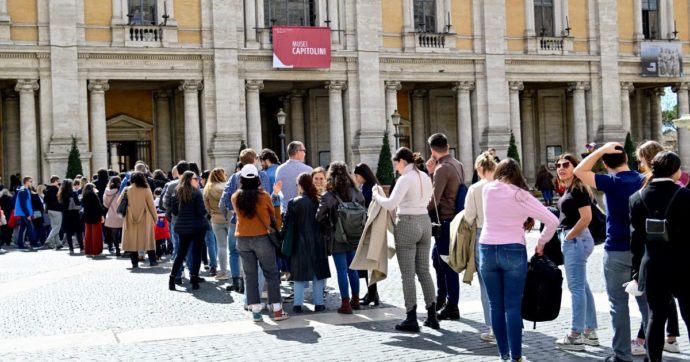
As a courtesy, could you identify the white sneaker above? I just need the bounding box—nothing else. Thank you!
[583,330,600,346]
[631,339,646,356]
[481,329,497,344]
[664,340,681,353]
[556,333,585,351]
[0,248,6,254]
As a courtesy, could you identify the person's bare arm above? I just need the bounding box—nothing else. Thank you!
[574,142,623,189]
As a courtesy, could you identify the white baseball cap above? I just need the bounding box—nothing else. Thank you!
[240,164,259,179]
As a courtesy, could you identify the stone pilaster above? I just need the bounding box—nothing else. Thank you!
[649,88,664,142]
[155,91,173,172]
[520,90,536,181]
[411,89,427,157]
[88,80,109,172]
[179,80,204,164]
[326,80,347,163]
[508,81,524,161]
[16,80,40,179]
[290,89,306,143]
[568,82,589,155]
[453,81,475,180]
[245,80,264,152]
[384,81,401,151]
[620,82,634,136]
[3,91,19,179]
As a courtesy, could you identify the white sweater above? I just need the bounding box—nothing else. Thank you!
[373,164,433,215]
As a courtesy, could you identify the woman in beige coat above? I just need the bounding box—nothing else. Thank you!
[203,168,231,281]
[119,172,157,269]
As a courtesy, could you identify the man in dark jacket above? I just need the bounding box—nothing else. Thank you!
[94,169,110,204]
[44,176,63,249]
[14,177,37,250]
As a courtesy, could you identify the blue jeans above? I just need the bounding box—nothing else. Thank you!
[204,229,217,268]
[542,189,554,202]
[293,277,326,306]
[433,220,460,305]
[17,217,36,248]
[474,228,491,327]
[169,221,179,259]
[333,251,360,298]
[479,243,528,360]
[227,223,241,278]
[604,250,650,361]
[560,229,598,333]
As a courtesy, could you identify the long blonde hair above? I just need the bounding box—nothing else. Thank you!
[557,153,593,199]
[203,168,227,197]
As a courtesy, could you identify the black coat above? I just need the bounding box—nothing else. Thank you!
[44,185,62,212]
[81,192,105,224]
[60,193,82,234]
[30,193,44,219]
[171,190,209,235]
[94,178,109,204]
[316,186,366,254]
[285,195,331,282]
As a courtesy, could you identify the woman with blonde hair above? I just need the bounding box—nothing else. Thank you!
[203,168,232,281]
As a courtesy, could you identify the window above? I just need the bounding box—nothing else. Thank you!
[128,0,157,25]
[414,0,436,33]
[534,0,554,37]
[264,0,317,27]
[642,0,659,39]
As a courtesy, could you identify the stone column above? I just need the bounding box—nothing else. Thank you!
[411,89,427,156]
[326,80,347,163]
[245,80,264,151]
[569,82,589,155]
[520,90,536,181]
[674,83,690,170]
[561,0,569,36]
[290,89,306,143]
[244,0,257,46]
[453,82,475,177]
[3,91,19,178]
[110,143,119,172]
[620,82,634,135]
[155,91,173,172]
[327,0,339,42]
[524,0,535,36]
[508,81,524,162]
[633,0,644,40]
[88,80,109,172]
[649,88,663,142]
[16,80,40,179]
[384,81,401,150]
[179,80,204,164]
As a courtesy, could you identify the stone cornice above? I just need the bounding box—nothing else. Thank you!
[505,59,592,66]
[380,57,477,65]
[0,52,42,59]
[238,54,352,63]
[78,53,205,61]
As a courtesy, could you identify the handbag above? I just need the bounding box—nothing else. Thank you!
[258,213,282,250]
[117,191,128,217]
[281,216,294,257]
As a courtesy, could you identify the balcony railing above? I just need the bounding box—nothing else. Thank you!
[532,36,573,55]
[415,32,446,48]
[539,37,564,52]
[129,26,162,42]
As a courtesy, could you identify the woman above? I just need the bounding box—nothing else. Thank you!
[232,164,288,322]
[285,173,330,313]
[58,179,83,253]
[119,172,157,268]
[553,154,599,351]
[169,171,208,290]
[311,167,327,194]
[479,158,559,362]
[535,165,555,206]
[317,161,364,315]
[81,183,105,257]
[630,151,690,362]
[103,176,123,256]
[203,168,232,281]
[463,152,497,343]
[353,162,381,306]
[372,148,438,332]
[0,189,13,246]
[31,185,46,246]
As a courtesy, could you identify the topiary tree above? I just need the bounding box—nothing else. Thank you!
[376,131,395,185]
[507,131,521,164]
[624,132,637,170]
[66,136,83,180]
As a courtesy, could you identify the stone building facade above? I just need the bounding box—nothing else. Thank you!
[0,0,689,183]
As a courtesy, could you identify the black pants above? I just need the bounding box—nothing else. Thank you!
[645,271,690,362]
[64,231,83,249]
[170,232,204,279]
[104,227,121,250]
[1,225,12,245]
[130,250,156,267]
[638,298,680,339]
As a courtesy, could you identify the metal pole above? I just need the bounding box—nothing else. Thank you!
[394,124,400,150]
[279,124,286,162]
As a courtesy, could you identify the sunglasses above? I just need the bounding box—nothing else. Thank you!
[556,161,571,169]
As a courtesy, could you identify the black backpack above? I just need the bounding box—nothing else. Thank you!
[541,206,563,266]
[522,255,563,329]
[589,199,606,245]
[333,191,367,247]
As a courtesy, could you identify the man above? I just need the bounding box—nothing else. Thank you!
[43,176,63,249]
[425,133,465,320]
[275,141,313,214]
[574,142,650,362]
[14,177,37,251]
[259,148,281,191]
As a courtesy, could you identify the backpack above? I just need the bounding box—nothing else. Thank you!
[541,206,563,266]
[455,183,468,213]
[333,191,367,247]
[589,199,606,245]
[522,254,563,329]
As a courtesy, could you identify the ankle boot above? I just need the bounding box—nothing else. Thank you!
[337,298,353,314]
[191,276,200,290]
[229,277,240,292]
[168,275,176,291]
[361,284,380,306]
[130,252,139,268]
[435,296,446,311]
[395,306,420,332]
[237,278,245,294]
[147,250,158,266]
[437,303,460,320]
[115,245,121,257]
[423,303,440,329]
[350,294,361,310]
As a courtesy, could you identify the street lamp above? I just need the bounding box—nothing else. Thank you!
[276,108,287,162]
[391,109,401,149]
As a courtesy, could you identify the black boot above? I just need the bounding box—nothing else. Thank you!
[237,278,245,294]
[191,275,200,290]
[147,250,158,266]
[423,303,441,329]
[437,303,460,320]
[361,283,380,306]
[130,252,138,268]
[115,244,121,257]
[395,306,420,332]
[168,275,176,291]
[435,296,446,311]
[227,277,240,292]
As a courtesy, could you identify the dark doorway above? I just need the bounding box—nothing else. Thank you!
[261,95,288,162]
[108,141,151,172]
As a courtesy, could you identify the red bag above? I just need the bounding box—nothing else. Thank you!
[7,210,16,229]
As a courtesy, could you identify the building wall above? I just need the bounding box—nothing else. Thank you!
[176,0,202,44]
[506,0,525,53]
[105,90,154,124]
[85,0,112,43]
[8,0,37,42]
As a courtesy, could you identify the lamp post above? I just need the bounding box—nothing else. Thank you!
[276,108,287,162]
[391,109,401,150]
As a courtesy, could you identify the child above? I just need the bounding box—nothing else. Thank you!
[154,213,170,260]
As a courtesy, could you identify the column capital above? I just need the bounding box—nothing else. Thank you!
[508,81,524,92]
[87,79,110,93]
[179,80,204,93]
[15,79,39,94]
[325,80,347,92]
[647,88,665,97]
[521,89,536,98]
[620,82,635,93]
[411,89,428,98]
[245,79,264,92]
[384,80,402,92]
[452,81,475,93]
[567,81,590,93]
[155,90,170,100]
[672,83,690,93]
[290,89,306,98]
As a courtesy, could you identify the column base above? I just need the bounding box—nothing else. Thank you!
[208,132,243,171]
[485,127,511,160]
[45,137,92,179]
[352,129,385,171]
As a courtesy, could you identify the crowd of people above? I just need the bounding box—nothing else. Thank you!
[1,134,689,362]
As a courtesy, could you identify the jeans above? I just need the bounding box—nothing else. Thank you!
[169,221,179,259]
[560,229,598,333]
[474,228,491,327]
[227,223,241,277]
[46,210,62,246]
[542,189,554,202]
[16,217,37,248]
[204,229,218,268]
[176,243,195,278]
[293,277,326,306]
[211,222,229,274]
[170,231,204,279]
[433,219,460,305]
[237,235,282,305]
[332,251,359,299]
[604,250,650,361]
[479,243,528,360]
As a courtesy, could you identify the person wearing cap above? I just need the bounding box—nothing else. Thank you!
[232,164,288,322]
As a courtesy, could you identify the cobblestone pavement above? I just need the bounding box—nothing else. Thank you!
[0,231,688,362]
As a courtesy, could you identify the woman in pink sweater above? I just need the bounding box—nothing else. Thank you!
[478,159,559,362]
